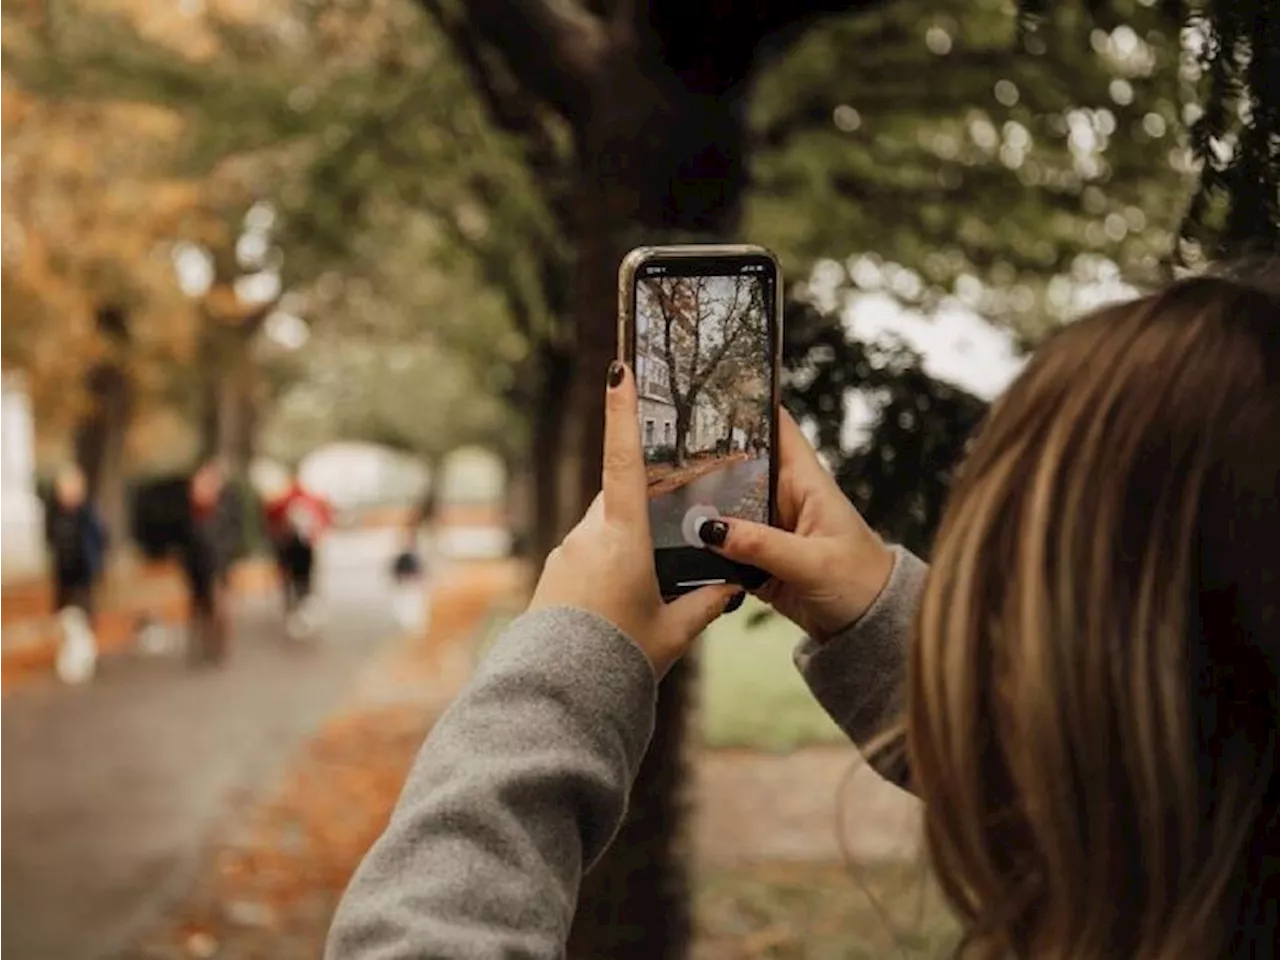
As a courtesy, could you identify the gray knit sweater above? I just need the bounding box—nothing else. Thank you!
[326,545,928,959]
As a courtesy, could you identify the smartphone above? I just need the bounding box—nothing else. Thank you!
[618,244,782,600]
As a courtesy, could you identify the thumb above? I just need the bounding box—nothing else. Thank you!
[662,584,740,642]
[698,518,819,585]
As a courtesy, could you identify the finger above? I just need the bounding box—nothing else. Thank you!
[776,408,855,531]
[663,584,741,640]
[697,517,819,584]
[602,361,648,526]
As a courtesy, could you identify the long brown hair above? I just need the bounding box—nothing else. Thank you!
[908,268,1279,958]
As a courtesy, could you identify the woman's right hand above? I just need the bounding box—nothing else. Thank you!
[698,410,895,641]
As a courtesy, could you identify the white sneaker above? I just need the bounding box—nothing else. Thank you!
[286,609,310,640]
[286,596,324,640]
[136,618,174,656]
[56,607,98,684]
[300,595,326,628]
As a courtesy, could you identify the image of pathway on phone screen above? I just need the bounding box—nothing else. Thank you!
[634,273,772,550]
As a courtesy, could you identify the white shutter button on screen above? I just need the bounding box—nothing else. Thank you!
[682,504,722,549]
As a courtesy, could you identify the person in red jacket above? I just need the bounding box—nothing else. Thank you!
[264,472,333,638]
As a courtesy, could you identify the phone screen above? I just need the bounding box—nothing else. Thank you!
[630,252,778,592]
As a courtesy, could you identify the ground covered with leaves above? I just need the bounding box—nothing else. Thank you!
[648,452,752,497]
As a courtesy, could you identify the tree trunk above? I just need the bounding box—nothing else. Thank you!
[421,450,445,526]
[531,345,573,560]
[674,402,692,467]
[568,657,697,958]
[74,305,132,551]
[563,194,625,544]
[564,53,747,960]
[215,329,258,474]
[198,322,259,475]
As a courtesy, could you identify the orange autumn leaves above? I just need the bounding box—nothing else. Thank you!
[1,81,202,429]
[1,0,263,444]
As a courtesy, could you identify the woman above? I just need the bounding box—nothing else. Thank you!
[326,270,1277,958]
[45,465,108,684]
[264,471,333,639]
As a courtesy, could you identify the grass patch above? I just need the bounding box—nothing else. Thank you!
[695,860,960,959]
[699,598,845,751]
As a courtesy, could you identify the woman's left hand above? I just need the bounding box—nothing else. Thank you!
[528,361,739,677]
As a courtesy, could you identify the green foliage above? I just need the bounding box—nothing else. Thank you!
[1175,0,1280,259]
[769,0,1275,566]
[750,0,1192,336]
[1003,0,1280,260]
[259,326,520,463]
[5,0,555,449]
[783,297,989,558]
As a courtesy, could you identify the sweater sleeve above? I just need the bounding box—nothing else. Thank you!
[793,545,928,789]
[325,606,656,960]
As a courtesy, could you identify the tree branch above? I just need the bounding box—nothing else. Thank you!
[418,0,549,144]
[644,0,892,92]
[416,0,605,124]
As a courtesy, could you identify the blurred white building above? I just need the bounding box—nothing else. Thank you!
[1,372,45,584]
[434,447,511,559]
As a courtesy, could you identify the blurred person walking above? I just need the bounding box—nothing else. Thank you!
[182,458,243,665]
[44,465,108,684]
[264,472,333,639]
[389,508,430,633]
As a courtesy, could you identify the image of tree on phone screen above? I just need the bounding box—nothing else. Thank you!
[634,274,772,550]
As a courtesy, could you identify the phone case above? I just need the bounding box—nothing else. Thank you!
[617,244,784,597]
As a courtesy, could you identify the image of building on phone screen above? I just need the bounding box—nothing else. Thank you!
[635,273,771,550]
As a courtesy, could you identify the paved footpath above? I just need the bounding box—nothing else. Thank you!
[649,457,769,547]
[1,529,410,960]
[131,558,527,960]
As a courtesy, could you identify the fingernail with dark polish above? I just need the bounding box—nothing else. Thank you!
[724,591,746,613]
[699,519,728,547]
[607,361,625,388]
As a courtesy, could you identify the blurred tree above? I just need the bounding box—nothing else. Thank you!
[0,81,204,539]
[185,205,287,472]
[4,4,377,533]
[750,0,1193,335]
[5,0,537,485]
[258,330,520,470]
